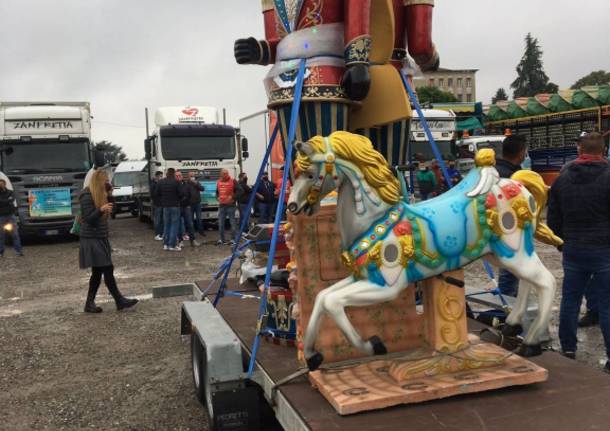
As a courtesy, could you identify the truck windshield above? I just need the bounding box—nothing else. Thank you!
[161,136,235,160]
[409,141,455,162]
[1,139,91,174]
[112,172,140,187]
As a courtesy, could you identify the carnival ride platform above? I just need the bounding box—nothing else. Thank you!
[196,280,610,431]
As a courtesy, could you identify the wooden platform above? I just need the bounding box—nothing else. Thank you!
[196,283,610,431]
[309,339,547,415]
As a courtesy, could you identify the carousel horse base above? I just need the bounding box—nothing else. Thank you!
[308,335,548,415]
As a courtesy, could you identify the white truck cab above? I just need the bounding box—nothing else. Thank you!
[456,135,532,175]
[409,109,457,162]
[0,102,96,236]
[111,160,148,218]
[141,106,248,221]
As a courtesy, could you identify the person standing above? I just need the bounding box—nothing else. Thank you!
[495,134,528,297]
[415,164,436,201]
[0,179,23,257]
[430,159,445,195]
[79,170,138,313]
[274,167,291,221]
[216,169,238,245]
[235,172,252,228]
[154,168,183,251]
[151,171,164,241]
[446,161,462,186]
[257,171,275,223]
[187,172,205,237]
[547,132,610,372]
[176,171,200,247]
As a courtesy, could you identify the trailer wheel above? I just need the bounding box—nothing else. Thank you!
[191,333,207,404]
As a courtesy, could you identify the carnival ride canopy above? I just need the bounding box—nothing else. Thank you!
[485,84,610,121]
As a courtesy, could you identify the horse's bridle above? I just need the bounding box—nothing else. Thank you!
[304,137,339,205]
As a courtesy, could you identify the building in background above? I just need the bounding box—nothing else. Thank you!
[414,68,478,103]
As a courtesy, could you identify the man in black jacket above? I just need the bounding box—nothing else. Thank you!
[187,171,205,236]
[548,132,610,372]
[235,172,252,228]
[151,171,164,241]
[0,178,23,257]
[176,171,200,247]
[496,134,527,296]
[153,168,184,251]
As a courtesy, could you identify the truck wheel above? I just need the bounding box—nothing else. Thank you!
[138,201,147,222]
[191,333,207,404]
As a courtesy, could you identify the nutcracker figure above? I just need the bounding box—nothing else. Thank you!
[352,0,439,166]
[234,0,373,144]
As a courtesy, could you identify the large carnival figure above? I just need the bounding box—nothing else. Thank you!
[235,0,373,144]
[352,0,440,166]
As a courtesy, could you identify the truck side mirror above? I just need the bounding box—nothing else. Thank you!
[242,151,250,159]
[241,137,249,152]
[144,138,152,160]
[94,150,106,168]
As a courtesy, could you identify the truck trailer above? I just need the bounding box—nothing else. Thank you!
[0,101,99,237]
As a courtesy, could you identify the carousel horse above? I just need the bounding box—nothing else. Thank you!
[287,131,563,371]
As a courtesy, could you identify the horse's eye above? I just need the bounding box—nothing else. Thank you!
[308,174,314,179]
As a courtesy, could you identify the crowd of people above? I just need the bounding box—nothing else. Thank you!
[150,168,291,250]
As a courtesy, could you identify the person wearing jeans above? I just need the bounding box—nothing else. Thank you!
[216,169,238,245]
[163,207,180,249]
[153,168,184,251]
[547,131,610,372]
[0,178,23,257]
[257,172,275,223]
[558,247,610,360]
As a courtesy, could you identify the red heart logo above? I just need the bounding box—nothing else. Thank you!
[181,107,198,116]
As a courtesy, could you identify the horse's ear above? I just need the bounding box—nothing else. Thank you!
[295,140,313,156]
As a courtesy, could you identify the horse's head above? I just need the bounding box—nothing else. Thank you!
[287,138,341,216]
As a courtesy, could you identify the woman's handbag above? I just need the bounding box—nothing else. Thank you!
[70,211,82,236]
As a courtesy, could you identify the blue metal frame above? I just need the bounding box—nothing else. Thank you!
[247,59,308,377]
[203,122,281,303]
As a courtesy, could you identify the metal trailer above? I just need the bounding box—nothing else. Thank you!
[180,284,610,431]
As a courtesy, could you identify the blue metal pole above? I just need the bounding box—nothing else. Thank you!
[399,71,452,189]
[207,123,280,304]
[247,59,307,377]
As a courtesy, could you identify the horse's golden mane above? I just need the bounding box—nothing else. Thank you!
[297,131,400,205]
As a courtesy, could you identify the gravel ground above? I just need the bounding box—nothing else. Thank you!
[0,215,608,430]
[0,216,227,430]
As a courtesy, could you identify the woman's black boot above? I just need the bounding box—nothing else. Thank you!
[84,283,102,313]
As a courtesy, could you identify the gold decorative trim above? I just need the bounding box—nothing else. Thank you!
[511,196,533,229]
[415,219,440,260]
[261,0,274,11]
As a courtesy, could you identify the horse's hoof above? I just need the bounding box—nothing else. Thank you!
[369,336,387,355]
[517,343,542,357]
[306,352,324,371]
[502,323,523,337]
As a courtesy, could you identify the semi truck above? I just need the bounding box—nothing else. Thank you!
[139,106,248,222]
[0,102,101,237]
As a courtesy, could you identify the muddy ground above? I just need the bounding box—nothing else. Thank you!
[0,216,607,430]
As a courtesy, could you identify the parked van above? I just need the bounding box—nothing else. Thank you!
[111,161,148,218]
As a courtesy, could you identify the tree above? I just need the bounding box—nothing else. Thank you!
[510,33,558,98]
[94,140,127,164]
[416,86,459,104]
[571,70,610,89]
[492,88,508,104]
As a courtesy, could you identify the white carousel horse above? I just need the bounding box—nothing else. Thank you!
[287,131,562,371]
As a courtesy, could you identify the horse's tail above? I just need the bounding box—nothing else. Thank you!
[511,170,563,247]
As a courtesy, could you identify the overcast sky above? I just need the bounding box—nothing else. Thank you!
[1,0,608,159]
